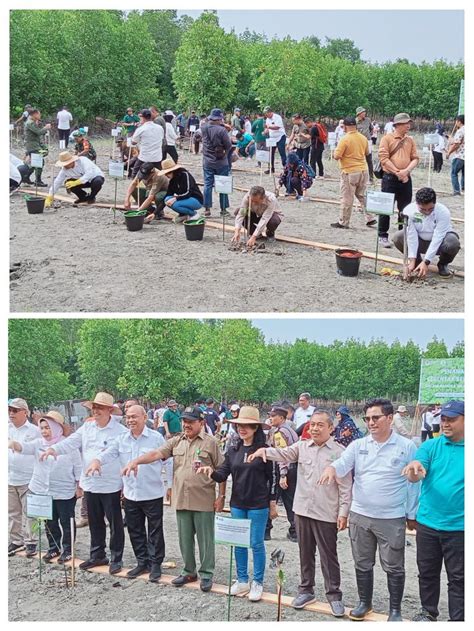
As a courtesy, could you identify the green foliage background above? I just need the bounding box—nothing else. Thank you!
[8,320,464,409]
[10,10,464,121]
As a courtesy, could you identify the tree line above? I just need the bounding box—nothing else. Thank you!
[8,319,464,409]
[10,10,464,123]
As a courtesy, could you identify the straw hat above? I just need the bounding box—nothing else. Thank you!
[397,405,408,413]
[156,158,181,176]
[231,406,264,425]
[82,392,122,415]
[55,151,79,168]
[38,410,72,436]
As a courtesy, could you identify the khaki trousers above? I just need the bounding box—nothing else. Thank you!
[8,484,37,546]
[339,170,374,227]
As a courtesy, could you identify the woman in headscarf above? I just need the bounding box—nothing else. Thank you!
[333,406,363,447]
[278,152,313,200]
[8,411,82,563]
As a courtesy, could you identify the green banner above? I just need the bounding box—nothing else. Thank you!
[458,79,464,116]
[418,358,464,404]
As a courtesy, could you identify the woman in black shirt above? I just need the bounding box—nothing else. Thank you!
[199,406,276,602]
[157,158,204,223]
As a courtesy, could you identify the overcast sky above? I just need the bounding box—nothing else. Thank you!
[177,10,464,64]
[252,319,463,349]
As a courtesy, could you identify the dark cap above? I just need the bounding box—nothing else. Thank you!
[343,116,357,126]
[209,108,224,121]
[181,406,204,422]
[137,162,155,180]
[205,397,215,405]
[440,400,464,418]
[269,403,288,417]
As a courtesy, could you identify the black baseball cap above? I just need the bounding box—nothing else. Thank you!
[181,406,204,422]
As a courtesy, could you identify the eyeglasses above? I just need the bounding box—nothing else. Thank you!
[363,414,387,423]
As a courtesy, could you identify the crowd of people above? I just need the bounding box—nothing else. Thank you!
[9,104,464,272]
[8,390,464,621]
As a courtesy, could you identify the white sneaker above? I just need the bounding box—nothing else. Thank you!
[378,236,392,248]
[230,580,250,596]
[248,580,264,601]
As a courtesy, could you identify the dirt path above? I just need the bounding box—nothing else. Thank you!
[10,138,464,313]
[8,503,449,622]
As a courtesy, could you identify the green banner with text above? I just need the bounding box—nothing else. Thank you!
[418,358,464,404]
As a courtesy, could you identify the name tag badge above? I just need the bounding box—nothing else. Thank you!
[359,449,369,455]
[413,212,423,223]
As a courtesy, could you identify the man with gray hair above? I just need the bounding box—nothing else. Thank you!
[8,398,41,557]
[85,405,172,582]
[249,409,352,617]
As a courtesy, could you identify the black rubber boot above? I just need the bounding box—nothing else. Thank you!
[387,573,405,621]
[437,254,453,277]
[349,569,373,620]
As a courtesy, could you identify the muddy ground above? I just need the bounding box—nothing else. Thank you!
[8,501,450,622]
[10,137,464,313]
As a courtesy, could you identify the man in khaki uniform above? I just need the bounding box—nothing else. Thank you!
[122,405,224,592]
[249,410,352,617]
[330,117,377,230]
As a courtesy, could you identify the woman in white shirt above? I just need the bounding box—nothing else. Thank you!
[432,133,446,173]
[164,113,179,164]
[9,411,82,563]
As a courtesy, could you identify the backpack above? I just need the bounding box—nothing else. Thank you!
[315,122,328,144]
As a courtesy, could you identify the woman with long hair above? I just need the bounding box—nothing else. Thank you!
[198,406,276,602]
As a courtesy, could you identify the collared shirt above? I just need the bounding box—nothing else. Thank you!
[266,421,299,476]
[332,431,420,519]
[49,157,104,195]
[57,109,73,130]
[451,126,464,160]
[153,429,224,511]
[403,202,454,262]
[291,122,311,149]
[19,439,82,499]
[8,420,41,486]
[378,132,419,172]
[415,435,464,531]
[98,427,172,502]
[235,191,282,237]
[132,121,164,162]
[356,116,372,141]
[294,405,316,429]
[265,113,285,141]
[52,417,128,493]
[265,437,352,522]
[334,131,369,174]
[391,413,411,438]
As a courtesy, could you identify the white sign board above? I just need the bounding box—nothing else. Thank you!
[59,139,66,150]
[366,190,395,216]
[126,136,133,147]
[215,516,251,547]
[27,494,53,520]
[214,175,233,194]
[83,126,89,134]
[30,153,44,168]
[256,149,270,163]
[9,124,14,131]
[109,160,125,178]
[424,133,439,146]
[189,125,197,133]
[265,138,277,148]
[116,126,122,134]
[111,129,119,137]
[328,131,337,148]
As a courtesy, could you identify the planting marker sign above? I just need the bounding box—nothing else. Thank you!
[366,191,395,216]
[418,358,464,404]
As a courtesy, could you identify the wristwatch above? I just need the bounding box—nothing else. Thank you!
[424,259,431,266]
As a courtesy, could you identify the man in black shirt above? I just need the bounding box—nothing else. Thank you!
[203,398,220,435]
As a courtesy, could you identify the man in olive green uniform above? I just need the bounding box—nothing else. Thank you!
[123,406,224,592]
[24,109,51,187]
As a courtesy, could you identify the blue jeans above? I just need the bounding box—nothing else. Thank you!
[230,506,268,585]
[451,158,464,194]
[203,164,230,211]
[165,195,202,216]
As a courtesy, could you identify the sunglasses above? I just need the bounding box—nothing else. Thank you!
[363,414,387,423]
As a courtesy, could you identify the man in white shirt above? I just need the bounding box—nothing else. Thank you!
[86,405,172,582]
[8,397,41,557]
[56,106,73,148]
[263,106,287,174]
[294,393,316,432]
[45,151,105,207]
[319,398,419,622]
[132,108,164,177]
[420,406,435,442]
[392,187,461,278]
[384,120,395,134]
[40,392,128,575]
[447,115,464,195]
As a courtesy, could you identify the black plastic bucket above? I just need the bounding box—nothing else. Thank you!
[335,248,363,277]
[26,197,45,214]
[184,218,205,241]
[124,211,145,231]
